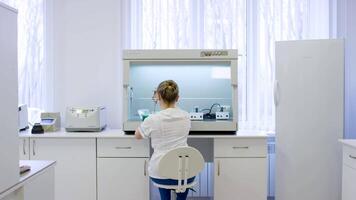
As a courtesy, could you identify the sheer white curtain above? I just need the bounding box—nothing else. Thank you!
[125,0,246,50]
[0,0,47,113]
[124,0,330,132]
[247,0,330,131]
[124,0,248,129]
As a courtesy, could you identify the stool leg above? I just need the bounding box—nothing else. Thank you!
[171,190,176,200]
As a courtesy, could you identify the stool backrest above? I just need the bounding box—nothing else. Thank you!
[158,146,204,180]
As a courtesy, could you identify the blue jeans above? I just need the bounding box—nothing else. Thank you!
[151,177,195,200]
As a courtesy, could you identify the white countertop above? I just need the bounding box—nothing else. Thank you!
[340,139,356,149]
[19,128,268,139]
[0,160,56,199]
[19,160,56,182]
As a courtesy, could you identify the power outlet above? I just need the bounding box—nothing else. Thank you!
[189,112,204,121]
[216,112,230,120]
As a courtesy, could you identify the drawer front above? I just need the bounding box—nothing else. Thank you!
[343,145,356,169]
[97,138,149,158]
[214,138,267,158]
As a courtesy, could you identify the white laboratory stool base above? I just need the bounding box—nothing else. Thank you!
[153,182,196,191]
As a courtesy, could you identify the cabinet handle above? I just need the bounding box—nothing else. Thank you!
[232,146,249,149]
[217,160,221,176]
[32,140,36,156]
[144,160,147,176]
[274,80,280,106]
[23,139,26,155]
[350,155,356,159]
[115,146,132,150]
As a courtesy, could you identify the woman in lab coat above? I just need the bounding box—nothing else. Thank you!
[135,80,193,200]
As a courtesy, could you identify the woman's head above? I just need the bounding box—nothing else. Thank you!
[155,80,179,108]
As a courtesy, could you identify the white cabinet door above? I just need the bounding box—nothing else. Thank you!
[342,165,356,200]
[19,138,30,160]
[24,165,55,200]
[97,158,149,200]
[30,138,96,200]
[214,158,267,200]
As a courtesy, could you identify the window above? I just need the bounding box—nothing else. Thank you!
[124,0,330,132]
[0,0,48,122]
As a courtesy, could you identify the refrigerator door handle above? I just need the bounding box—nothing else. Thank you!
[274,80,280,106]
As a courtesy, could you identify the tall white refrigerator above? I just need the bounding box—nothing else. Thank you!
[275,39,344,200]
[0,2,19,194]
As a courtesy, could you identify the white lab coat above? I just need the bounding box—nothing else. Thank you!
[139,107,191,178]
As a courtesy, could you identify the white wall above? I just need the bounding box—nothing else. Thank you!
[338,0,356,139]
[51,0,123,128]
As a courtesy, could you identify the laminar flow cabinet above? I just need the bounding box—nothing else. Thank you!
[122,49,238,133]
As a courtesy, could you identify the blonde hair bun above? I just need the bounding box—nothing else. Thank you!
[157,80,179,104]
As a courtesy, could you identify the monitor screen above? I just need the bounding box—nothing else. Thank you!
[41,118,55,125]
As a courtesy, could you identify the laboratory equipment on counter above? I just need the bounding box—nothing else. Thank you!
[40,112,61,132]
[189,113,204,121]
[191,103,231,121]
[137,109,150,121]
[214,104,230,120]
[189,106,204,121]
[215,112,230,120]
[65,106,107,132]
[122,49,238,132]
[31,123,44,134]
[18,104,29,131]
[19,165,31,174]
